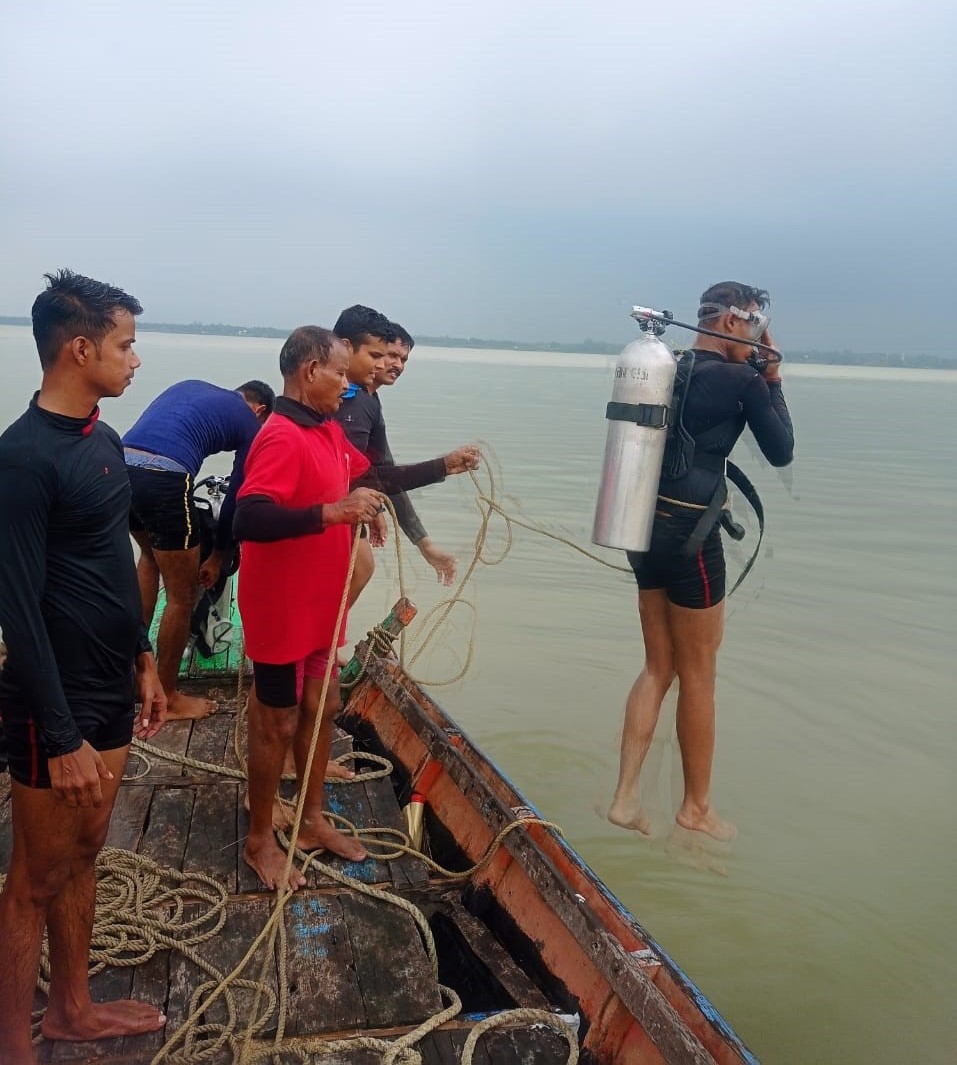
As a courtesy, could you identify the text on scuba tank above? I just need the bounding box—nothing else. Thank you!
[616,366,649,381]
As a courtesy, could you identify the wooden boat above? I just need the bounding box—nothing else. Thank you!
[0,598,759,1064]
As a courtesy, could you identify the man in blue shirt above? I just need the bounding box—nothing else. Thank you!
[123,378,275,719]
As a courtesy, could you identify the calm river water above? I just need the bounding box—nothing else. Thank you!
[1,325,954,1064]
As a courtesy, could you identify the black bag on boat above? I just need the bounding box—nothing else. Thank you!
[190,480,239,660]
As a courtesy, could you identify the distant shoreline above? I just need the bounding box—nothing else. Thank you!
[2,315,953,370]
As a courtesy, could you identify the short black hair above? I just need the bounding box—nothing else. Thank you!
[236,379,276,414]
[698,281,770,325]
[333,304,394,348]
[32,269,143,370]
[278,326,340,378]
[389,322,415,352]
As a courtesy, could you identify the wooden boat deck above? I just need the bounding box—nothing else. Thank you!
[0,683,573,1064]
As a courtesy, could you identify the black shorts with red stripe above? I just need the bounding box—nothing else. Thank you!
[626,501,726,610]
[0,696,135,789]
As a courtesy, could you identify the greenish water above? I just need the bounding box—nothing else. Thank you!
[2,326,955,1063]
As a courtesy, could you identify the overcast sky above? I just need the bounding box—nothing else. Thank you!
[2,0,954,352]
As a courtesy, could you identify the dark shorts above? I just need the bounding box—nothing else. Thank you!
[128,466,200,551]
[253,651,338,709]
[626,501,726,609]
[0,696,135,789]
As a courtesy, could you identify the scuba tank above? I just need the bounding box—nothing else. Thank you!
[592,330,677,552]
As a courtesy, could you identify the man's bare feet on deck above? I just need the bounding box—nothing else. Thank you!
[243,835,306,891]
[165,690,218,720]
[295,818,367,862]
[607,797,652,836]
[676,804,737,842]
[41,1000,165,1042]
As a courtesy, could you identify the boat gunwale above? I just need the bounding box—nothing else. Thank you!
[343,654,760,1065]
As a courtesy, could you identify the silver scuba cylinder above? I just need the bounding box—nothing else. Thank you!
[592,332,677,552]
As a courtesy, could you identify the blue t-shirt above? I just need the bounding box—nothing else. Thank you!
[123,380,260,547]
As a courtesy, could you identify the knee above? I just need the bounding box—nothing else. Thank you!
[253,706,298,746]
[73,828,108,867]
[5,863,70,911]
[643,659,676,695]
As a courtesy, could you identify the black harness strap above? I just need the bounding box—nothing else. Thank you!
[680,460,765,597]
[725,462,765,596]
[605,401,670,428]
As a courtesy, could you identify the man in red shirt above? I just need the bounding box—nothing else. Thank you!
[234,326,478,890]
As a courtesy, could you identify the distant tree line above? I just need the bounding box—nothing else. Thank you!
[1,316,953,369]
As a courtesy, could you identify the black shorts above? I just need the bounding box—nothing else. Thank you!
[128,466,200,551]
[627,501,726,609]
[253,652,338,709]
[0,694,135,789]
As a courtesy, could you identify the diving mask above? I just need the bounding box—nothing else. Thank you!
[697,303,770,341]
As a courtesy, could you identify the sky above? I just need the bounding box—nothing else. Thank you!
[1,0,955,353]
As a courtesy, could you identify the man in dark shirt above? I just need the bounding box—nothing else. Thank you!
[123,378,275,719]
[356,321,459,584]
[333,306,469,610]
[0,270,166,1060]
[608,281,794,843]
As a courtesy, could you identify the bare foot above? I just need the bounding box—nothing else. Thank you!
[295,817,367,862]
[42,1000,166,1042]
[676,805,737,842]
[165,691,218,720]
[243,834,306,891]
[243,788,292,833]
[607,798,652,836]
[325,760,355,782]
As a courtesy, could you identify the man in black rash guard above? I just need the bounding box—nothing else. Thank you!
[608,281,794,844]
[333,306,472,618]
[0,271,167,1060]
[341,318,460,585]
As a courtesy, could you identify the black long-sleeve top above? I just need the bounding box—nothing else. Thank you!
[0,397,151,758]
[660,350,794,506]
[233,396,446,542]
[335,388,429,543]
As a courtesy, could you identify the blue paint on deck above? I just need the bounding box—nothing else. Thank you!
[290,896,336,959]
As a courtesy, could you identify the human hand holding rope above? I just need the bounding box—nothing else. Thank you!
[324,487,385,525]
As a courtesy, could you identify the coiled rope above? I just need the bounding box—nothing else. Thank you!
[139,520,578,1064]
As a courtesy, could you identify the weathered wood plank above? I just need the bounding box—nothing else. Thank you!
[362,774,430,890]
[104,783,153,851]
[125,720,193,782]
[321,781,391,886]
[183,710,233,781]
[183,781,240,893]
[139,786,195,870]
[481,1023,574,1063]
[340,889,443,1030]
[444,900,551,1010]
[165,895,278,1053]
[283,892,364,1034]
